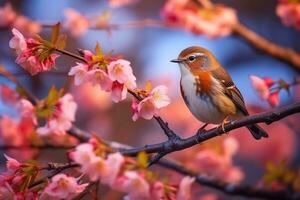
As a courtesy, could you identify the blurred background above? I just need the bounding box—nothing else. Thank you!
[0,0,300,199]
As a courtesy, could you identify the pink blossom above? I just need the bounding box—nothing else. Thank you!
[133,96,157,120]
[268,91,280,107]
[64,8,89,37]
[68,63,89,86]
[69,143,96,166]
[195,137,244,183]
[150,181,165,200]
[0,3,17,27]
[9,28,27,54]
[276,2,300,30]
[249,75,274,100]
[111,81,127,102]
[108,59,135,84]
[176,176,195,200]
[70,143,109,181]
[150,85,170,109]
[122,171,150,199]
[0,85,19,105]
[101,152,124,186]
[44,174,87,199]
[37,93,77,136]
[109,0,139,8]
[161,1,238,37]
[16,99,37,125]
[4,154,21,175]
[132,85,170,121]
[87,69,113,91]
[9,29,58,75]
[12,15,41,36]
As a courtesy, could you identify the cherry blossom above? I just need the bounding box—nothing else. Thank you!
[132,85,170,121]
[276,1,300,31]
[249,75,274,100]
[176,176,195,200]
[161,0,238,37]
[68,63,89,85]
[69,50,136,102]
[37,93,77,136]
[194,137,244,183]
[0,3,41,35]
[43,174,87,199]
[122,171,150,199]
[64,8,89,37]
[268,91,280,107]
[87,69,113,92]
[101,152,125,186]
[249,75,282,107]
[108,59,135,84]
[4,155,21,175]
[69,143,109,181]
[108,0,140,7]
[0,3,16,27]
[9,28,59,75]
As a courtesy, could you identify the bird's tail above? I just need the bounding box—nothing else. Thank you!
[246,124,268,140]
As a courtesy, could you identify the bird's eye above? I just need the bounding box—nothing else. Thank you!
[188,55,196,62]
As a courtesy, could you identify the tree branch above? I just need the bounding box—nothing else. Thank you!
[120,102,300,159]
[233,23,300,71]
[67,123,300,200]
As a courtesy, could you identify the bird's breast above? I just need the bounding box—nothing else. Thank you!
[180,72,235,124]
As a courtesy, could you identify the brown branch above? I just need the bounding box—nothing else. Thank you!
[233,23,300,71]
[67,123,300,200]
[120,102,300,159]
[29,163,79,189]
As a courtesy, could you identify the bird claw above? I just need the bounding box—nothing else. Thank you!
[220,117,229,134]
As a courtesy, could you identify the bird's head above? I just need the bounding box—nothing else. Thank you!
[171,46,220,76]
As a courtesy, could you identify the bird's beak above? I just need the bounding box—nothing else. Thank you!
[170,59,182,63]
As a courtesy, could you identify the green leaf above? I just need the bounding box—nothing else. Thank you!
[36,106,53,118]
[137,151,148,168]
[46,86,60,106]
[56,34,67,50]
[51,23,61,45]
[95,42,102,56]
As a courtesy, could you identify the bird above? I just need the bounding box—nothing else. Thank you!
[171,46,268,140]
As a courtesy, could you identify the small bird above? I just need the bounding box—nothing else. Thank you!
[171,46,268,140]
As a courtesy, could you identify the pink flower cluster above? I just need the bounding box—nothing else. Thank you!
[108,0,140,7]
[42,174,87,199]
[68,50,137,102]
[0,3,41,36]
[249,75,279,107]
[64,8,90,37]
[0,156,38,199]
[194,137,244,183]
[161,0,238,37]
[0,86,37,159]
[276,0,300,31]
[9,28,59,75]
[70,141,195,199]
[37,93,77,136]
[132,85,170,121]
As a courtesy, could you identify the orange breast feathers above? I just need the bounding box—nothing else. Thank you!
[193,71,212,95]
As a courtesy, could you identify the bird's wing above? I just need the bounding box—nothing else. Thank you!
[212,67,249,116]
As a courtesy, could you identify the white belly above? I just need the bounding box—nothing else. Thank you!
[180,73,226,124]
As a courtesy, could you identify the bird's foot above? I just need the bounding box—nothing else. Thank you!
[220,117,230,134]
